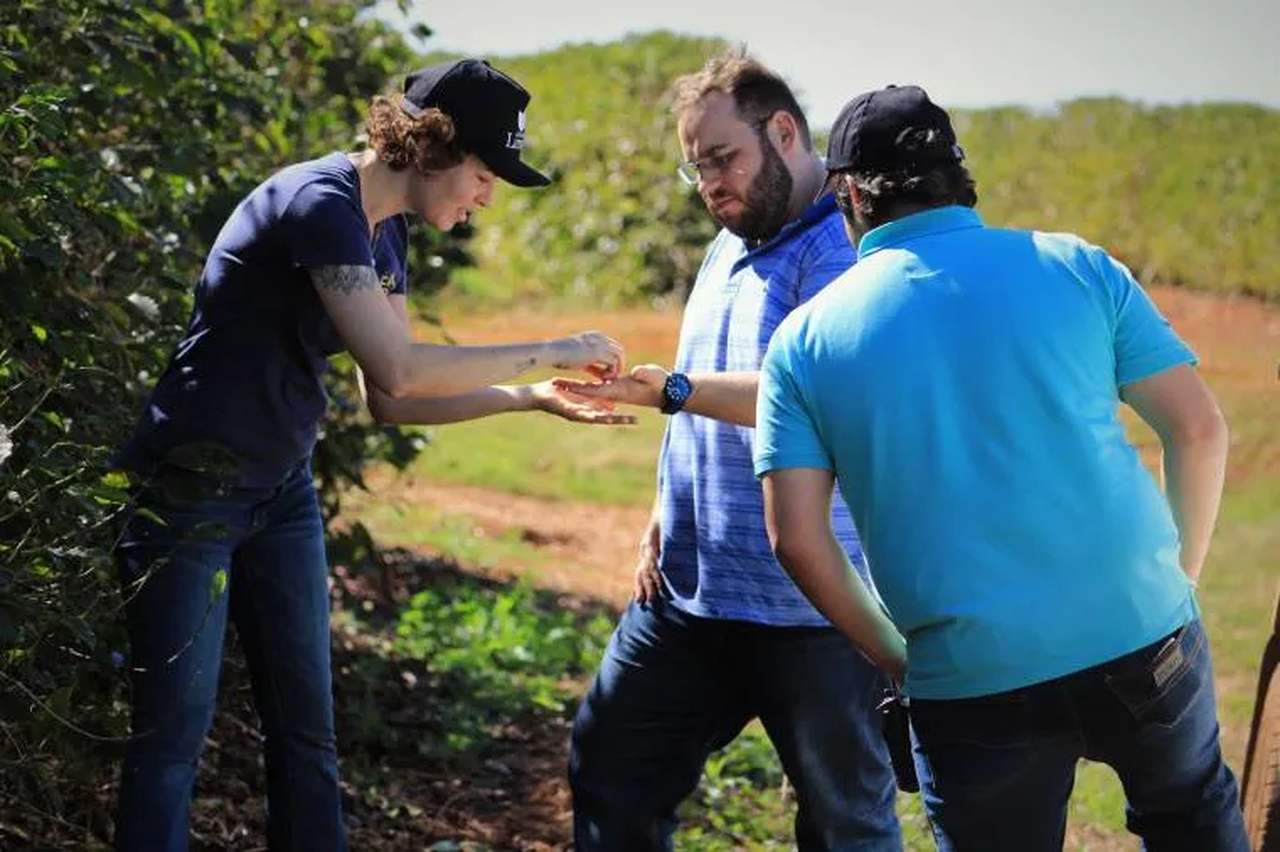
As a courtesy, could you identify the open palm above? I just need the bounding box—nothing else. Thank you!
[532,380,637,425]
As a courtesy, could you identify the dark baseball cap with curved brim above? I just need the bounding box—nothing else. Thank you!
[400,58,551,188]
[826,85,964,175]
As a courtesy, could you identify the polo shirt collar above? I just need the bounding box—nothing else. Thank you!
[857,205,984,259]
[740,192,839,259]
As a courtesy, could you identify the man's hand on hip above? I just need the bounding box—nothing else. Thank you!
[634,512,663,604]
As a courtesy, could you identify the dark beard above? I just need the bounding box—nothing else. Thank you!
[718,133,793,244]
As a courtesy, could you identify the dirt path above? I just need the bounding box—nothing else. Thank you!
[360,467,647,608]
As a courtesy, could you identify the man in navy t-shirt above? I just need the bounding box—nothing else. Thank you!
[116,153,411,486]
[113,60,630,852]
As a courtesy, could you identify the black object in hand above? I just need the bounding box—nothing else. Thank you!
[877,687,919,793]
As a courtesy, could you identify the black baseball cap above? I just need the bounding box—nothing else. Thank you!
[826,85,964,175]
[401,58,551,188]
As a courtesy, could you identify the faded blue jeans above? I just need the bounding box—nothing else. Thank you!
[569,598,901,851]
[909,618,1248,851]
[114,462,344,852]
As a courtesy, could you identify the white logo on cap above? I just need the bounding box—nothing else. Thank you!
[505,110,527,150]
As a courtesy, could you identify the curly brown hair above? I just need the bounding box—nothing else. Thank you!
[365,95,467,174]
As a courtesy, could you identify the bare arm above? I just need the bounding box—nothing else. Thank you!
[1120,364,1229,582]
[364,380,635,426]
[356,294,634,427]
[554,365,758,427]
[762,467,907,680]
[312,264,623,398]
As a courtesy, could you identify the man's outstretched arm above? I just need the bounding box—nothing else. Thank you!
[554,365,758,427]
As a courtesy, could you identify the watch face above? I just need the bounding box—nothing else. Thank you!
[662,373,693,414]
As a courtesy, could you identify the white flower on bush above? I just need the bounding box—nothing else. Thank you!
[126,292,160,321]
[0,423,11,468]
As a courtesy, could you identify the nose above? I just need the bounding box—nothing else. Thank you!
[696,167,726,193]
[477,181,495,208]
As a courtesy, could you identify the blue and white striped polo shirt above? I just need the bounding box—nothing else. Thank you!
[657,193,867,626]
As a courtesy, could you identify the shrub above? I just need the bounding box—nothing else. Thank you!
[0,0,455,817]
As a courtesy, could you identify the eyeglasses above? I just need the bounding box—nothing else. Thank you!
[676,116,772,186]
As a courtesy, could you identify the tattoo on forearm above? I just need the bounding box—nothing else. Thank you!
[312,265,379,295]
[514,357,537,373]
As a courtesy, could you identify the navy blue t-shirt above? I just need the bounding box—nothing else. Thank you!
[117,152,409,487]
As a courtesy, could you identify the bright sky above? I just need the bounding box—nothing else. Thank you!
[376,0,1279,127]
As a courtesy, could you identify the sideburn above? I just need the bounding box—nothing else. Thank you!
[736,131,793,244]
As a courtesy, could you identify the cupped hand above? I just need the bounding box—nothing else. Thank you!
[552,363,670,409]
[531,380,636,425]
[551,331,625,380]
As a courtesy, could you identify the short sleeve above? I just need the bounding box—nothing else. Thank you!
[373,214,410,296]
[1101,252,1198,386]
[285,181,376,271]
[754,325,833,477]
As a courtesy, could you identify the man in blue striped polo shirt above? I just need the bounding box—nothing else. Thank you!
[556,53,900,850]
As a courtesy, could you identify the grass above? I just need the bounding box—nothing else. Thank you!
[392,305,677,506]
[344,294,1277,850]
[407,410,664,507]
[344,496,558,574]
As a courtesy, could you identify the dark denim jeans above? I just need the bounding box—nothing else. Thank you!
[113,463,344,852]
[909,619,1248,852]
[569,598,900,851]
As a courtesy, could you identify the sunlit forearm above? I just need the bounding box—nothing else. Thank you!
[1121,365,1229,583]
[312,265,621,398]
[366,383,532,425]
[684,371,758,427]
[1161,421,1228,581]
[773,528,907,680]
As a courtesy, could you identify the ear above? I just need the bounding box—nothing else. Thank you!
[771,110,802,154]
[845,174,862,207]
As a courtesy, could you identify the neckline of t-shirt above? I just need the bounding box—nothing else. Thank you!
[334,151,378,244]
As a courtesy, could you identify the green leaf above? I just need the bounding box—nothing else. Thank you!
[134,507,168,526]
[101,471,131,490]
[90,484,128,505]
[209,568,228,601]
[172,27,203,62]
[30,324,48,343]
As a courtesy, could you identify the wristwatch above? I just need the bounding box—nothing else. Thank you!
[660,372,694,415]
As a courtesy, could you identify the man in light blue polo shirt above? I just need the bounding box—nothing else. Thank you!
[557,54,900,850]
[755,85,1247,851]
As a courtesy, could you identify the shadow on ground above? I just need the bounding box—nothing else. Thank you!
[8,548,618,852]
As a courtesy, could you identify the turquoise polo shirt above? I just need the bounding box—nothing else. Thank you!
[754,206,1199,700]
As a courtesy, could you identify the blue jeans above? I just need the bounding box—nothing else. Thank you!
[909,619,1248,851]
[114,463,345,852]
[569,598,901,851]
